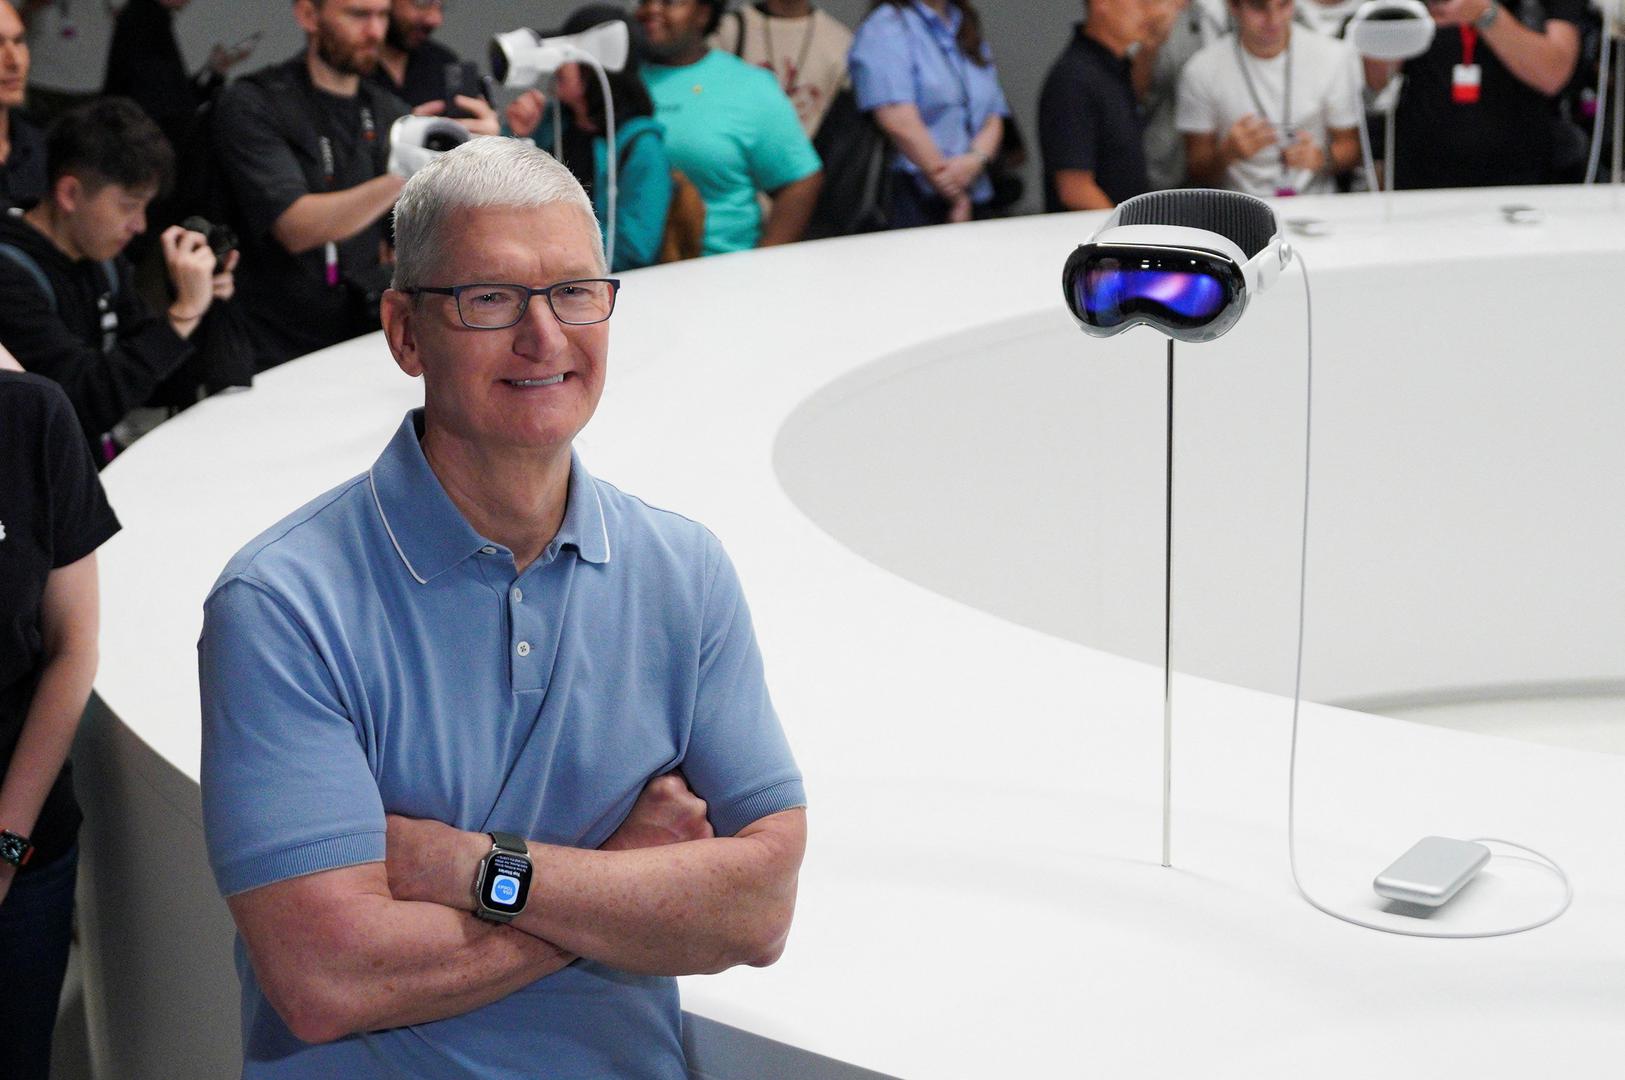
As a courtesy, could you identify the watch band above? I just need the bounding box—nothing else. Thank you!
[490,830,527,855]
[1472,3,1500,30]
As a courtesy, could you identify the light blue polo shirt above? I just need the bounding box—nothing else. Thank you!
[849,0,1011,205]
[198,410,805,1079]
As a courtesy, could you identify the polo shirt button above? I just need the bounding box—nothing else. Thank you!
[512,587,524,603]
[481,546,497,555]
[516,641,531,657]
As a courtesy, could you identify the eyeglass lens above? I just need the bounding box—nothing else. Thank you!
[458,281,617,328]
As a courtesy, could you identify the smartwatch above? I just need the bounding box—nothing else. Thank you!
[473,831,533,924]
[0,829,34,869]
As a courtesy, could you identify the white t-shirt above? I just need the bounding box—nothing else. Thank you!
[25,1,117,95]
[1175,28,1362,197]
[710,6,853,138]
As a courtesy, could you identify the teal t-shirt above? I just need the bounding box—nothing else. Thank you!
[643,50,821,256]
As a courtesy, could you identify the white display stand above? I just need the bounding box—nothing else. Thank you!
[81,186,1625,1078]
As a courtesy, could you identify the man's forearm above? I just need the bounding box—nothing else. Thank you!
[272,174,406,256]
[1482,13,1578,96]
[229,865,574,1045]
[425,809,806,977]
[0,645,96,844]
[760,174,823,247]
[1184,134,1227,186]
[1329,129,1361,175]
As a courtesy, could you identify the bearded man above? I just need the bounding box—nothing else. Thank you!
[210,0,409,370]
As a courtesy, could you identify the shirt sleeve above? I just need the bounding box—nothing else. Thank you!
[212,80,313,245]
[1039,64,1100,173]
[849,8,917,111]
[0,258,191,439]
[42,380,119,565]
[679,534,805,839]
[199,575,387,897]
[745,73,824,193]
[1324,40,1363,130]
[1542,0,1584,27]
[1175,50,1219,135]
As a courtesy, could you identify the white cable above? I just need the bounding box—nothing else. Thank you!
[1356,87,1382,194]
[1585,20,1613,184]
[584,55,619,272]
[1284,252,1574,938]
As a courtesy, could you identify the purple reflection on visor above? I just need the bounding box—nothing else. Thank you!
[1081,268,1229,321]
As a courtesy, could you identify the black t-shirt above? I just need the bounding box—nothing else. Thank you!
[0,373,120,872]
[0,212,192,453]
[212,56,408,370]
[1039,26,1151,211]
[367,39,480,110]
[0,114,47,212]
[1394,0,1584,188]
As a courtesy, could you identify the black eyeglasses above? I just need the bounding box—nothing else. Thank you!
[406,279,622,329]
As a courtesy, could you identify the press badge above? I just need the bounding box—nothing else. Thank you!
[1452,64,1481,104]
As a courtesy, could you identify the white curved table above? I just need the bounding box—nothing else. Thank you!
[80,186,1625,1078]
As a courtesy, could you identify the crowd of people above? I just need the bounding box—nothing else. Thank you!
[0,0,1608,1076]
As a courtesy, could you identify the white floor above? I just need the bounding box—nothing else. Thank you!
[1371,692,1625,756]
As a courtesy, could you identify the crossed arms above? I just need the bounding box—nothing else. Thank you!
[227,775,806,1045]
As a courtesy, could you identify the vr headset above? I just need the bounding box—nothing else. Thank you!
[1061,190,1293,343]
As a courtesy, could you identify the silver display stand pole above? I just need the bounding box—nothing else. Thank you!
[1162,339,1175,869]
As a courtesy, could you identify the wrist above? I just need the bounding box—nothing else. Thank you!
[1472,1,1500,29]
[168,302,207,324]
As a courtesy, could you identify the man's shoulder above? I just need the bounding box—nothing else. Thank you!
[0,369,74,425]
[592,474,720,564]
[207,472,375,606]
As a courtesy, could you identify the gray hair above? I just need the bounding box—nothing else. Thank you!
[391,137,604,290]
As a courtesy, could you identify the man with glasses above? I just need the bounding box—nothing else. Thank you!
[199,137,806,1078]
[1176,0,1362,195]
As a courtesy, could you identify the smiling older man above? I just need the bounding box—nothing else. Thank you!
[198,137,807,1079]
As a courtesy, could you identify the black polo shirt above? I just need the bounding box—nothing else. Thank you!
[1039,25,1150,211]
[0,373,119,873]
[1394,0,1584,188]
[212,56,407,370]
[0,113,47,211]
[367,39,481,110]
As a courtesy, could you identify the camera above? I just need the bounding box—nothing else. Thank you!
[181,215,238,274]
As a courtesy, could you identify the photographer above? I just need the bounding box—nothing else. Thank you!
[212,0,408,371]
[0,97,232,461]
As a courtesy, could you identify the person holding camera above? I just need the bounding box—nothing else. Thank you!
[211,0,409,371]
[0,97,233,462]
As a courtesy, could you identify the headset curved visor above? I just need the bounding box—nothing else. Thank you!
[1062,245,1249,343]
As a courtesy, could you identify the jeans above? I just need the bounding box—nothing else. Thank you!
[0,844,78,1080]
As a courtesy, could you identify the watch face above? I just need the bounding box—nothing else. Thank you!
[0,831,29,867]
[479,851,532,916]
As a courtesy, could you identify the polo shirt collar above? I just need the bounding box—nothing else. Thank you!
[368,410,610,585]
[910,0,962,36]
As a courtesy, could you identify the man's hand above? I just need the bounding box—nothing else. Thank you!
[930,154,984,200]
[947,194,974,223]
[1281,130,1326,174]
[414,96,502,137]
[163,225,219,329]
[385,814,472,911]
[210,249,240,303]
[505,90,547,140]
[601,773,714,852]
[1221,114,1278,164]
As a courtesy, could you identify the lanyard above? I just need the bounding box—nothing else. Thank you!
[1459,25,1478,66]
[906,2,976,141]
[759,6,819,96]
[1234,36,1293,136]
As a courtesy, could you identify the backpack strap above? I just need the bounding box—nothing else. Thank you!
[731,9,747,56]
[617,125,660,172]
[0,242,56,313]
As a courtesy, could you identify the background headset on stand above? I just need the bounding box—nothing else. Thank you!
[1060,188,1573,938]
[491,21,633,270]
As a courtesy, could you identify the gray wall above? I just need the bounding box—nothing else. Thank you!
[78,0,1088,215]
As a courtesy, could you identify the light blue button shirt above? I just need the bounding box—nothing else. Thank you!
[848,0,1011,204]
[199,409,805,1079]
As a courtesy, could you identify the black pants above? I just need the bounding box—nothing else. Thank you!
[0,845,78,1080]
